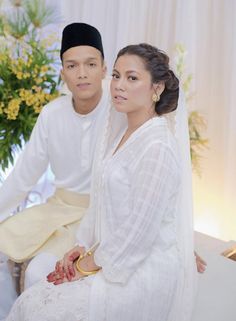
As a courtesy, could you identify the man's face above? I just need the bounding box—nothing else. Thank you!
[61,46,106,102]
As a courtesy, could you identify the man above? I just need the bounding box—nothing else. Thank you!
[0,23,110,316]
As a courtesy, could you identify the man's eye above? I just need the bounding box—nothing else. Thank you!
[67,64,75,69]
[89,63,96,67]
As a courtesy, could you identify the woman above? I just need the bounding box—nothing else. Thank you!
[6,43,197,321]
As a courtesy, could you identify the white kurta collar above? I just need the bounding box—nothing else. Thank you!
[69,91,107,122]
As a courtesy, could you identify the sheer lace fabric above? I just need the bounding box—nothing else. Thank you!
[6,278,91,321]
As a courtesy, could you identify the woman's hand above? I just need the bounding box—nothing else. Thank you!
[47,245,85,284]
[49,261,84,285]
[61,245,86,280]
[195,251,207,273]
[77,252,101,273]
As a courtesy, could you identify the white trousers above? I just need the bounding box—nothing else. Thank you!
[24,252,59,290]
[0,253,17,320]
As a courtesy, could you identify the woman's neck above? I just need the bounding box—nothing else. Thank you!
[126,109,156,133]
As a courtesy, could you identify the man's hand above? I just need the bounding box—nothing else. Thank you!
[195,251,207,273]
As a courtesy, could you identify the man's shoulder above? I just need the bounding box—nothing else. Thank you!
[41,94,72,116]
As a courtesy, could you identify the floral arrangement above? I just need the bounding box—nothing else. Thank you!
[0,0,61,173]
[175,43,208,174]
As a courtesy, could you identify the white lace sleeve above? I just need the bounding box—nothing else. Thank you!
[94,142,180,283]
[75,205,96,250]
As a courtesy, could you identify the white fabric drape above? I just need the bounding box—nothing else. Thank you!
[58,0,236,241]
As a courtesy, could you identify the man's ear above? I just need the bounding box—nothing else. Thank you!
[60,69,65,82]
[102,64,107,79]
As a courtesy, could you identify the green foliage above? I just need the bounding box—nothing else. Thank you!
[188,111,208,174]
[24,0,60,28]
[175,43,208,174]
[6,9,30,39]
[0,0,61,173]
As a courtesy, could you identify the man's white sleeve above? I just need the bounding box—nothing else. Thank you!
[0,110,49,222]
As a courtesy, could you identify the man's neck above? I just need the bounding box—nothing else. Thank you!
[73,90,102,115]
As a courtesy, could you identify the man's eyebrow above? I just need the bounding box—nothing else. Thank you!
[64,57,99,63]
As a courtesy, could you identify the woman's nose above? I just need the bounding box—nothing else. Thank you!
[115,78,125,91]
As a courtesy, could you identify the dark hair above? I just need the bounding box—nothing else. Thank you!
[116,43,179,116]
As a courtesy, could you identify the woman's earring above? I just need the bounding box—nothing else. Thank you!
[152,93,160,103]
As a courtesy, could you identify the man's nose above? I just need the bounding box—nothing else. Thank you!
[77,65,87,79]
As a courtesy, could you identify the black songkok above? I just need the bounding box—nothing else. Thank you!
[60,22,104,60]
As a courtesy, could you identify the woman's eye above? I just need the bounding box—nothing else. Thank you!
[67,64,75,69]
[112,73,119,79]
[128,76,137,81]
[89,63,96,67]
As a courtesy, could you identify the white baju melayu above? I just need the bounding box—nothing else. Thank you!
[0,86,110,309]
[6,115,196,321]
[0,88,110,220]
[0,88,109,260]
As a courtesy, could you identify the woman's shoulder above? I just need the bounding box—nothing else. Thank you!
[138,117,178,151]
[128,118,179,167]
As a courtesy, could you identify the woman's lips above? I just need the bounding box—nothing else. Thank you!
[114,95,127,101]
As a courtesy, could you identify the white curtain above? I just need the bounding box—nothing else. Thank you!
[58,0,198,71]
[57,0,236,242]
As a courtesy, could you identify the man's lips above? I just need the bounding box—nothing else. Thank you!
[76,83,91,89]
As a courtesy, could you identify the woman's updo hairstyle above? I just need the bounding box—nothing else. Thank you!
[116,43,179,116]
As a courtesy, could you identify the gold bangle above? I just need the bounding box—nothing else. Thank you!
[76,251,100,276]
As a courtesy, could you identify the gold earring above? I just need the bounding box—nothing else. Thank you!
[152,93,160,103]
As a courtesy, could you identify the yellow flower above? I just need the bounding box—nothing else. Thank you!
[26,57,33,67]
[17,58,24,67]
[11,58,23,73]
[0,53,7,63]
[16,71,23,79]
[25,95,36,106]
[41,65,49,73]
[33,66,39,73]
[0,3,61,172]
[5,98,21,120]
[19,88,30,99]
[32,86,42,92]
[35,78,42,84]
[33,104,43,113]
[23,72,31,79]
